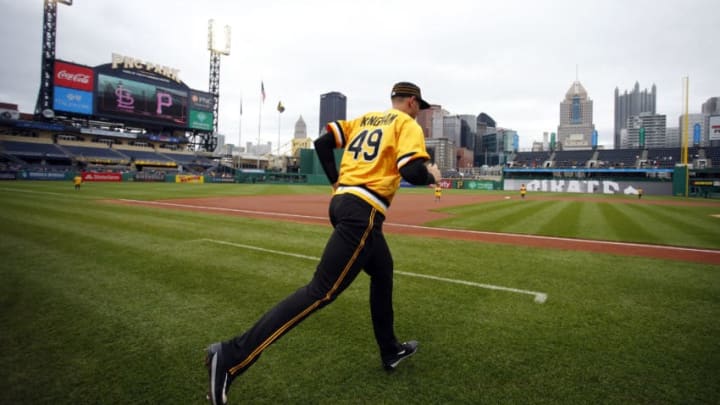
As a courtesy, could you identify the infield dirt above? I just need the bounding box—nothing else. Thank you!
[113,193,720,265]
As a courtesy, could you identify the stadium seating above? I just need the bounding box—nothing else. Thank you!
[60,144,128,161]
[160,151,214,166]
[1,140,68,158]
[703,147,720,164]
[118,149,174,163]
[512,151,551,168]
[553,150,595,168]
[596,148,643,168]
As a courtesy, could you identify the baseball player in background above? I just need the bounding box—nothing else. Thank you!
[205,81,441,404]
[73,174,83,191]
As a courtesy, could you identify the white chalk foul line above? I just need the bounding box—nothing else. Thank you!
[119,199,325,221]
[197,238,548,304]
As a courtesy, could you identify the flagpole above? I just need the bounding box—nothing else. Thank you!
[257,99,262,169]
[238,97,242,147]
[277,110,281,157]
[257,81,267,169]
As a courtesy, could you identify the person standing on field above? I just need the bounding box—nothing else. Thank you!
[204,81,441,405]
[520,183,527,199]
[73,174,82,191]
[434,183,442,202]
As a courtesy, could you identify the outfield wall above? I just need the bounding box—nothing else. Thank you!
[503,167,675,196]
[504,178,671,196]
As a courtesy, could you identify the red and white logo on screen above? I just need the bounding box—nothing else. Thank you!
[54,61,94,91]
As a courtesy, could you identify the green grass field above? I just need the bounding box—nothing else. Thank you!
[1,181,719,404]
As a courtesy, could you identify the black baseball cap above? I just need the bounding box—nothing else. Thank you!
[391,82,430,110]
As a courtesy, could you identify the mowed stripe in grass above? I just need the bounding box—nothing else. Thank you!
[428,197,720,249]
[621,202,720,247]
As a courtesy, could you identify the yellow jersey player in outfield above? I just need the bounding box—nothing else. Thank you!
[325,104,430,214]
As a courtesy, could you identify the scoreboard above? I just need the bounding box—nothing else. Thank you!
[51,54,213,132]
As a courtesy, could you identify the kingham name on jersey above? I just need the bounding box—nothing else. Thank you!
[360,113,398,127]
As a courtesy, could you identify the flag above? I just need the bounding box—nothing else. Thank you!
[261,81,266,103]
[277,101,285,113]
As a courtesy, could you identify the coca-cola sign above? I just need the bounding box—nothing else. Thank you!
[54,61,94,91]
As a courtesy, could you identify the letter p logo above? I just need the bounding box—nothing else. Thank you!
[156,92,173,115]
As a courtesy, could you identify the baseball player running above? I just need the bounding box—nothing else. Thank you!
[205,81,441,404]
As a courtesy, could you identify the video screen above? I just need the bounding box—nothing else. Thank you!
[96,74,188,127]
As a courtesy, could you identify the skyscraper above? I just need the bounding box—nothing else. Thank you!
[318,92,346,135]
[625,113,666,149]
[443,115,462,147]
[679,114,705,147]
[459,114,477,150]
[416,104,443,138]
[614,82,656,149]
[557,81,595,150]
[294,115,307,139]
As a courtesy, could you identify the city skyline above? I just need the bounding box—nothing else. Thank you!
[1,0,718,150]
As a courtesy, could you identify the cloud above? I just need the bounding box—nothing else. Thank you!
[1,0,718,150]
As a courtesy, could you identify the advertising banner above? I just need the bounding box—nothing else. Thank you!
[54,86,93,115]
[189,109,214,131]
[639,127,646,147]
[54,61,94,91]
[82,172,122,182]
[148,134,181,143]
[134,172,166,182]
[190,91,214,111]
[80,127,136,139]
[464,180,495,190]
[175,175,204,183]
[209,177,236,183]
[20,171,67,180]
[96,74,188,126]
[709,116,720,141]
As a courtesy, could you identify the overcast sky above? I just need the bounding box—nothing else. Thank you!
[1,0,718,149]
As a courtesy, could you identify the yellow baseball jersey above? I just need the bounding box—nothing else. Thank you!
[326,108,430,214]
[73,176,82,186]
[434,186,442,197]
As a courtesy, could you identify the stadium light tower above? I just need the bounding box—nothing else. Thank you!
[207,19,231,141]
[35,0,73,118]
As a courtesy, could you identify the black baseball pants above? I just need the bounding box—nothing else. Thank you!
[223,193,401,376]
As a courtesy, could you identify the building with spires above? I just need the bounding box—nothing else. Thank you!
[291,115,312,157]
[557,81,595,150]
[288,115,313,159]
[293,115,307,139]
[614,82,656,149]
